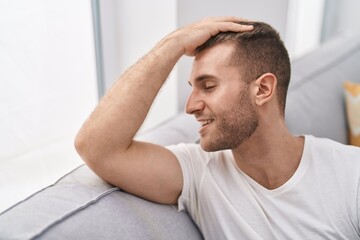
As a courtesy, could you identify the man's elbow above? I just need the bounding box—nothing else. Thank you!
[74,131,96,166]
[74,130,120,170]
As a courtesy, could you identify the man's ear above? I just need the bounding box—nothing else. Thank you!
[253,73,277,106]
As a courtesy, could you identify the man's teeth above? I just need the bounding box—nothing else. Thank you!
[200,120,213,127]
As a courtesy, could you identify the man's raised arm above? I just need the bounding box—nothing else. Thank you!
[74,17,253,204]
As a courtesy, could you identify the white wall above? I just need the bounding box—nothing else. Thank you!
[99,0,178,132]
[321,0,360,42]
[0,1,98,212]
[286,0,326,59]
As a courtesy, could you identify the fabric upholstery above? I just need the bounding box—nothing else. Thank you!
[135,112,200,145]
[285,33,360,144]
[0,165,203,240]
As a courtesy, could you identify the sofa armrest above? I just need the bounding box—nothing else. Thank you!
[0,164,203,239]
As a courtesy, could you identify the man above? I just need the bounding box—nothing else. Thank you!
[75,17,360,239]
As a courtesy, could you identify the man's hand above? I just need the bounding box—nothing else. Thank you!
[166,16,253,56]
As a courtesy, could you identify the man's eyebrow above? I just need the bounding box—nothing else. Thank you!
[188,74,217,86]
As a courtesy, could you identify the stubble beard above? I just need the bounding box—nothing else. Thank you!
[200,90,259,152]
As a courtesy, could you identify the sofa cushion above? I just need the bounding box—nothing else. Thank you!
[136,112,200,145]
[0,164,203,240]
[285,33,360,144]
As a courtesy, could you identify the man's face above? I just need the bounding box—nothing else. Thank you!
[186,43,258,151]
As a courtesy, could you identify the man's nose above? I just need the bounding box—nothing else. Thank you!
[185,91,205,115]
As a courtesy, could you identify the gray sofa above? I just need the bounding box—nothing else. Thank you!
[1,33,360,239]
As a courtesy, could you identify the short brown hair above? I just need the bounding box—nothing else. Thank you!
[196,21,291,115]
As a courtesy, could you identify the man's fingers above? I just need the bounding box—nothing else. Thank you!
[198,16,254,36]
[215,21,254,34]
[201,16,251,23]
[178,16,255,56]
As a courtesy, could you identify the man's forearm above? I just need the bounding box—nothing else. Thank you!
[75,36,184,161]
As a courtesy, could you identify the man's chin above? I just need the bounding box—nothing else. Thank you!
[199,138,230,152]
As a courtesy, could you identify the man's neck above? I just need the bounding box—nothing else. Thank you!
[231,128,304,190]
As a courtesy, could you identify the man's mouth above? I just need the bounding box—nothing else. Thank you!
[198,119,214,127]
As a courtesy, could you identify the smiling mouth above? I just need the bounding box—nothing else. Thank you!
[199,119,214,127]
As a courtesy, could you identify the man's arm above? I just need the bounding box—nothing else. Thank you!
[75,17,253,204]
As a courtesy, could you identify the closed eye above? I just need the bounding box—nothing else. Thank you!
[205,85,215,89]
[203,85,216,91]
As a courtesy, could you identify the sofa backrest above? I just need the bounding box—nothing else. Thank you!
[285,33,360,144]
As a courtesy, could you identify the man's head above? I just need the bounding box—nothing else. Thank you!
[196,21,291,115]
[186,21,291,151]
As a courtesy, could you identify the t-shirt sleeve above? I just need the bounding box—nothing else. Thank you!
[166,143,209,215]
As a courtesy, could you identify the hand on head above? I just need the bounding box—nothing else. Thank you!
[168,16,254,56]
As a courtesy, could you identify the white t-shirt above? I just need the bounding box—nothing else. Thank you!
[167,135,360,240]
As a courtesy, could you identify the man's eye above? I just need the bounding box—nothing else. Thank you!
[204,85,216,91]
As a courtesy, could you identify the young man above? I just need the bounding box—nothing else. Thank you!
[75,17,360,239]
